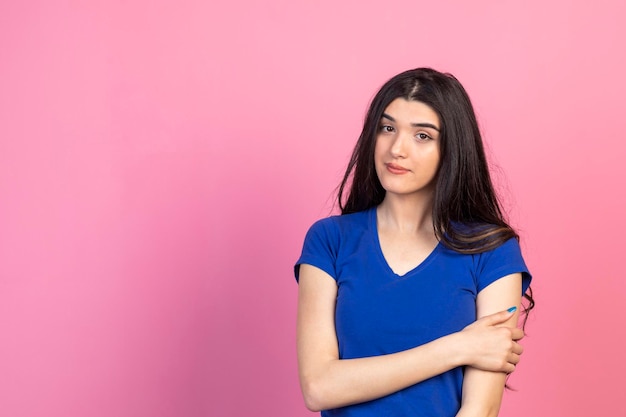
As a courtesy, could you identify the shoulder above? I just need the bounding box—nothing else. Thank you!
[473,237,532,294]
[295,209,372,282]
[301,209,373,259]
[305,209,371,239]
[476,237,525,264]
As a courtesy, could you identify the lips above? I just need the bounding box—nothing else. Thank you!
[385,163,410,175]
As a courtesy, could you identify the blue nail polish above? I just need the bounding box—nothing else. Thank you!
[507,306,517,313]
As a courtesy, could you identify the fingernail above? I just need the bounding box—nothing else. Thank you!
[507,306,517,313]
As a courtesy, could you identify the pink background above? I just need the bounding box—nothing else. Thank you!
[1,1,625,416]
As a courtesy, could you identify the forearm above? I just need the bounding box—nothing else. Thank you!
[300,331,467,411]
[455,274,524,417]
[455,368,506,417]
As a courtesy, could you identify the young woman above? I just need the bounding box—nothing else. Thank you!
[294,68,533,417]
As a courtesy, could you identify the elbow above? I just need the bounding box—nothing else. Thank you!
[303,397,323,413]
[300,377,329,412]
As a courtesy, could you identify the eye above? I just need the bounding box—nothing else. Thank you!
[379,125,395,133]
[416,132,432,141]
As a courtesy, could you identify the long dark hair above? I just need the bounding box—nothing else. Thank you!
[337,68,534,318]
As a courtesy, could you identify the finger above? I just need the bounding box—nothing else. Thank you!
[480,307,518,326]
[504,362,516,374]
[512,342,524,356]
[511,328,524,341]
[508,351,521,365]
[508,352,521,366]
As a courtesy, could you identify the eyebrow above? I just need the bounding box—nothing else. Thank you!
[382,113,440,132]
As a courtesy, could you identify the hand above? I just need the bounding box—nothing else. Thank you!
[460,308,524,373]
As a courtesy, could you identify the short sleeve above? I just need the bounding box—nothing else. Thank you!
[474,238,532,295]
[294,218,339,282]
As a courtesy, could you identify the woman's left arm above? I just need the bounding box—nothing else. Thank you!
[456,273,524,417]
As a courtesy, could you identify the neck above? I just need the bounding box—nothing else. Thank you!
[377,191,435,234]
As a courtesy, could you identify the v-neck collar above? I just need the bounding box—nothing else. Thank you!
[368,207,441,278]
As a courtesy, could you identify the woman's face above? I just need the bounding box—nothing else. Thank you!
[374,98,441,199]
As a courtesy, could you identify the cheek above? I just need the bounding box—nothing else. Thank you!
[425,146,441,166]
[373,141,387,179]
[416,148,441,176]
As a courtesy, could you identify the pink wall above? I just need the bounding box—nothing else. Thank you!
[1,1,625,416]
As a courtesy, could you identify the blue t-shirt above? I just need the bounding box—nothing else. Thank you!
[295,207,531,417]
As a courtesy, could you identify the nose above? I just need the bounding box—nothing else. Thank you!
[390,132,409,158]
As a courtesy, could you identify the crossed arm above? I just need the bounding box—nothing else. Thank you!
[296,264,524,414]
[456,275,524,417]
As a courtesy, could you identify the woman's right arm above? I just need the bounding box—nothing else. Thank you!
[297,264,524,412]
